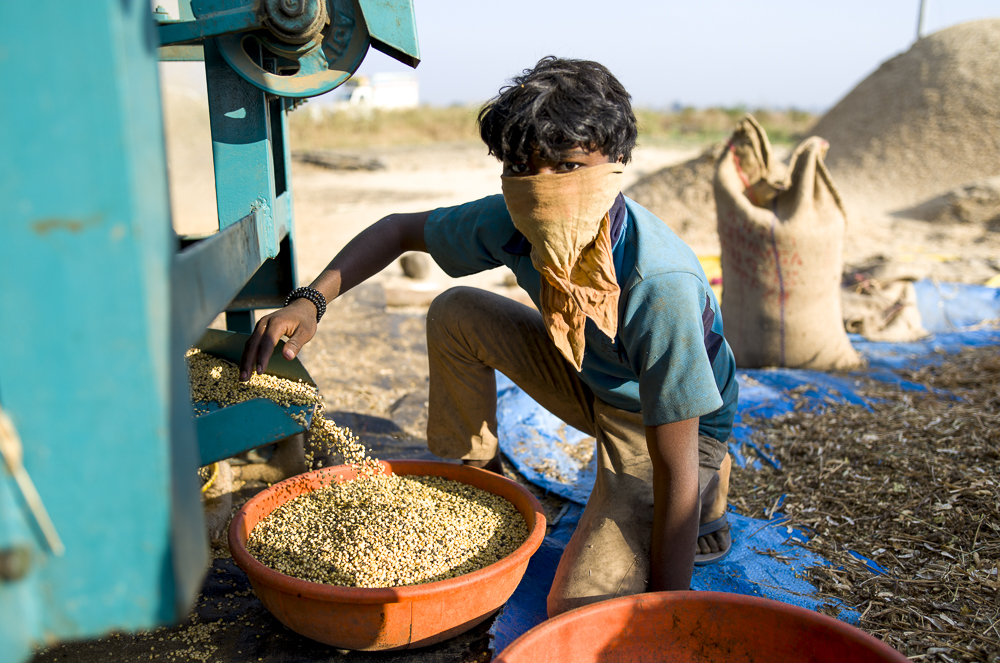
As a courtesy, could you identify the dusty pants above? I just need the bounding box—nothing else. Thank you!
[425,286,727,616]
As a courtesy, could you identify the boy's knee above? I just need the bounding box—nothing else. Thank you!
[546,509,651,618]
[428,286,519,347]
[427,287,484,332]
[546,556,646,618]
[429,285,480,313]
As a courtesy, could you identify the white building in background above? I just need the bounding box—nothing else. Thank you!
[308,72,419,117]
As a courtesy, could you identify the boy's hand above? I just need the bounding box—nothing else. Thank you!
[239,299,318,380]
[236,210,430,381]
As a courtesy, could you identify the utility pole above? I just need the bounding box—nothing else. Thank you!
[917,0,928,40]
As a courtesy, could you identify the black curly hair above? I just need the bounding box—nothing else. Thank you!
[478,56,638,166]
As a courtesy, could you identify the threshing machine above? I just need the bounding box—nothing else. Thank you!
[0,2,418,660]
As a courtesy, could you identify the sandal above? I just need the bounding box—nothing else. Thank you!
[694,514,732,565]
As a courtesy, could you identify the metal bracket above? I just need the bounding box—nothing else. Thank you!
[0,407,64,557]
[157,0,263,46]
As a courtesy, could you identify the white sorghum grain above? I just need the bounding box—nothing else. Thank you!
[188,349,529,587]
[246,473,528,588]
[186,348,375,471]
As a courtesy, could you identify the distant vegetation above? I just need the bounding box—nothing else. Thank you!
[288,104,818,151]
[635,107,817,146]
[289,104,481,149]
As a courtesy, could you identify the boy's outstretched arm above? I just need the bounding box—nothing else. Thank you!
[645,418,700,592]
[239,211,431,380]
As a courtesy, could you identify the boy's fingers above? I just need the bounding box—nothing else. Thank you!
[239,317,289,379]
[239,321,266,381]
[255,329,281,376]
[239,308,313,379]
[283,325,312,360]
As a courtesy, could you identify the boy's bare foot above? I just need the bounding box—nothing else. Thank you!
[462,454,504,475]
[696,453,732,563]
[698,524,731,556]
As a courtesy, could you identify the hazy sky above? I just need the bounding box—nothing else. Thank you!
[351,0,999,111]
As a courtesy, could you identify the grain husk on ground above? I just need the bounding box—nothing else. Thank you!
[811,19,1000,215]
[624,144,723,255]
[730,344,1000,662]
[894,177,1000,229]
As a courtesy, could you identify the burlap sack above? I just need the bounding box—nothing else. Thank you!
[715,115,861,369]
[842,278,929,342]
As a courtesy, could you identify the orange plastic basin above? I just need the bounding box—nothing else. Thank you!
[229,460,546,651]
[495,591,909,663]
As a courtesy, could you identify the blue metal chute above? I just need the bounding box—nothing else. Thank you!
[193,330,318,467]
[358,0,421,68]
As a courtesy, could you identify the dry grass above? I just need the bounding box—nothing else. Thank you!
[731,346,1000,662]
[288,105,818,151]
[289,105,482,149]
[636,107,817,147]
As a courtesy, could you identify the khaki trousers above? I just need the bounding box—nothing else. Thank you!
[425,287,727,617]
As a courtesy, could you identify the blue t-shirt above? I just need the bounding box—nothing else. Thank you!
[424,194,738,442]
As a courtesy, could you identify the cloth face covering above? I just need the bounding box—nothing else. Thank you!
[501,161,625,370]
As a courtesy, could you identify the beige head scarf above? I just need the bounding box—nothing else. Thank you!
[501,162,625,370]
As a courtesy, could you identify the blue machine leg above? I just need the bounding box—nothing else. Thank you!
[226,310,256,334]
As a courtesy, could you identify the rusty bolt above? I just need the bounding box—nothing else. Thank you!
[280,0,305,16]
[0,546,30,582]
[263,0,326,44]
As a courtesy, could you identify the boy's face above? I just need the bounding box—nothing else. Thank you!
[502,146,611,177]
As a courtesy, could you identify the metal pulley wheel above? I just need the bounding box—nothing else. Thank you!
[217,0,369,98]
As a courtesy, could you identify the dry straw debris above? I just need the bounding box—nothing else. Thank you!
[731,345,1000,661]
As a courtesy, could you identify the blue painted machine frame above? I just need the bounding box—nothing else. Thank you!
[0,1,418,661]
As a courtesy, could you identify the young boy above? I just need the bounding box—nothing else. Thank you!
[239,57,738,616]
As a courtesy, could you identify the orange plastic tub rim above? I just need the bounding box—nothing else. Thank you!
[228,460,546,651]
[494,591,910,663]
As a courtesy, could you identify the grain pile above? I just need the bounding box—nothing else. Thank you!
[731,345,1000,661]
[247,474,528,587]
[186,348,370,468]
[187,349,528,588]
[810,19,1000,215]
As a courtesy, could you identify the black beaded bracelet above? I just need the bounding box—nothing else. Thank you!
[285,287,327,322]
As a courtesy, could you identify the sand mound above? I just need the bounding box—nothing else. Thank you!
[894,176,1000,228]
[624,144,723,254]
[810,19,1000,214]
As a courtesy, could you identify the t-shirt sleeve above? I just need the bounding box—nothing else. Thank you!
[423,194,515,278]
[618,272,725,427]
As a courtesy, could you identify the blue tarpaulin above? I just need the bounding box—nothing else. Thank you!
[489,281,1000,652]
